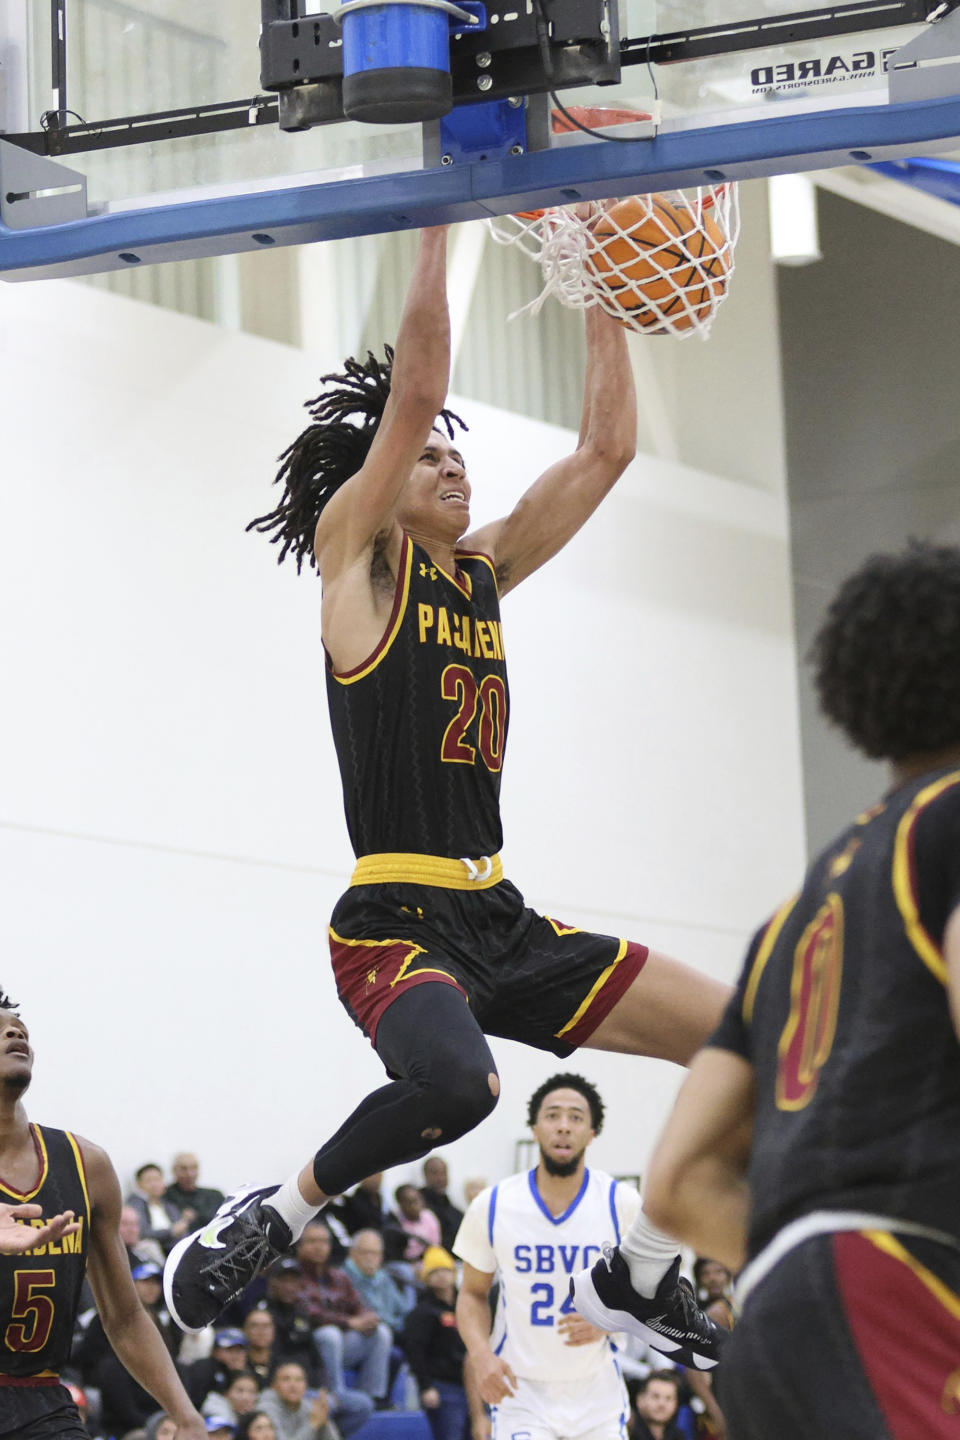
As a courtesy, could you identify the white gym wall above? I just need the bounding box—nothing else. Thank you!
[1,256,805,1204]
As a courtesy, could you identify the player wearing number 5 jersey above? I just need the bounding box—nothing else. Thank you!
[165,229,728,1369]
[456,1076,639,1440]
[0,996,205,1440]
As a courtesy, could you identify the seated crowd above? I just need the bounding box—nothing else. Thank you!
[63,1152,734,1440]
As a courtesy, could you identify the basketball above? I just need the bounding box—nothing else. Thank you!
[585,193,731,333]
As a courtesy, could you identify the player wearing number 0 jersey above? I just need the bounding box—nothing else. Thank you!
[640,544,960,1440]
[165,229,728,1371]
[0,995,204,1440]
[456,1076,640,1440]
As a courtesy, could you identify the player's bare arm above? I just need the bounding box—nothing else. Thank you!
[463,305,636,595]
[463,1356,492,1440]
[0,1202,79,1254]
[315,226,451,672]
[456,1261,518,1403]
[643,1046,755,1274]
[81,1138,206,1440]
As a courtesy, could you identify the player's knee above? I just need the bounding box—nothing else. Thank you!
[423,1061,499,1141]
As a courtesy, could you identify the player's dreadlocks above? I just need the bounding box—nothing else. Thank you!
[247,346,467,573]
[0,988,19,1013]
[811,540,960,760]
[527,1072,605,1133]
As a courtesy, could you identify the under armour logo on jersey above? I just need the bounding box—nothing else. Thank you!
[420,563,438,580]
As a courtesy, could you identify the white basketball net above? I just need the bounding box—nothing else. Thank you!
[487,184,740,340]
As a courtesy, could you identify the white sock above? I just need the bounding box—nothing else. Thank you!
[620,1208,680,1297]
[266,1173,323,1242]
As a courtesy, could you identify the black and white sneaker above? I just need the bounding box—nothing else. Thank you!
[569,1246,726,1370]
[163,1184,292,1333]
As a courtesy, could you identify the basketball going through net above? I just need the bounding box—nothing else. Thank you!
[488,108,740,340]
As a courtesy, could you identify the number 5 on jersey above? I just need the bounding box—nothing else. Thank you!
[4,1269,56,1353]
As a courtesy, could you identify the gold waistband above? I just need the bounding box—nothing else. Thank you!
[350,852,503,890]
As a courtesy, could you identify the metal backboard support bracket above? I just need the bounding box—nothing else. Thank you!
[0,139,87,231]
[889,4,960,100]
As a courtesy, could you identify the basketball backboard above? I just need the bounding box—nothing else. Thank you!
[3,0,960,280]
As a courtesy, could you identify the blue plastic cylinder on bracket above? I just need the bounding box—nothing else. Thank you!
[338,0,486,123]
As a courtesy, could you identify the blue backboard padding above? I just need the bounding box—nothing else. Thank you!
[6,91,960,278]
[869,155,960,206]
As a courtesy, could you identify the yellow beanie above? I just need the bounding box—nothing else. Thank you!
[420,1245,456,1278]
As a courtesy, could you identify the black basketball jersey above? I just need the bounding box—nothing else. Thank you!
[711,765,960,1259]
[0,1125,90,1377]
[326,535,509,858]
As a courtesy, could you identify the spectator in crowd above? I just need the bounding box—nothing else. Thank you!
[683,1259,732,1440]
[128,1162,195,1255]
[631,1372,685,1440]
[236,1414,279,1440]
[257,1362,340,1440]
[384,1185,441,1268]
[262,1263,327,1385]
[146,1415,180,1440]
[337,1174,387,1236]
[692,1260,734,1331]
[184,1328,252,1407]
[133,1261,180,1353]
[120,1201,167,1269]
[296,1221,390,1428]
[402,1248,468,1440]
[204,1419,237,1439]
[203,1372,263,1427]
[343,1230,412,1335]
[98,1303,176,1438]
[420,1158,464,1255]
[166,1151,226,1229]
[79,1259,182,1429]
[244,1309,282,1390]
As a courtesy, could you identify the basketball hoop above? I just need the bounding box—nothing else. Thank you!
[488,107,740,340]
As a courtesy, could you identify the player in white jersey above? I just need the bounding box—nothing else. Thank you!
[455,1074,641,1440]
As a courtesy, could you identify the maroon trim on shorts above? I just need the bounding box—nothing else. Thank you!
[0,1375,60,1386]
[833,1230,960,1437]
[561,941,648,1049]
[330,932,466,1046]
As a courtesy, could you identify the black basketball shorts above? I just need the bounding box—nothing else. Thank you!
[329,875,647,1057]
[720,1228,960,1440]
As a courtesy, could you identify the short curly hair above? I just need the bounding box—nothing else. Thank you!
[526,1073,604,1133]
[810,541,960,761]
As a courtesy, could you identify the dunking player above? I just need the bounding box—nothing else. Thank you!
[629,542,960,1438]
[456,1074,639,1440]
[164,226,728,1366]
[0,996,205,1440]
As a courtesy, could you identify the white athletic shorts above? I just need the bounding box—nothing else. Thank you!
[492,1364,628,1440]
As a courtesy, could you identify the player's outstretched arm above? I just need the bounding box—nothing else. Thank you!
[0,1203,79,1254]
[463,306,636,595]
[314,226,451,583]
[80,1139,206,1440]
[456,1262,518,1405]
[643,1046,755,1274]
